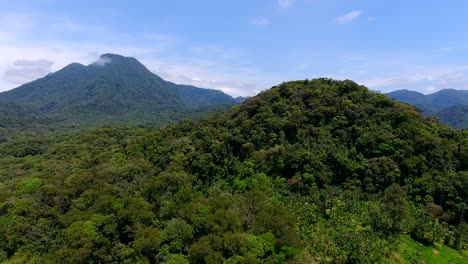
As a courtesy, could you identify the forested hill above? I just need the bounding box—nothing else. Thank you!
[386,88,468,128]
[0,79,466,263]
[437,104,468,129]
[386,89,468,112]
[0,54,240,128]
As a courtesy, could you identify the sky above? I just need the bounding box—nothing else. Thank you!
[1,0,468,97]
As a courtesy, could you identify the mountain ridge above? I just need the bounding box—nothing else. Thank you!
[386,88,468,128]
[0,53,242,128]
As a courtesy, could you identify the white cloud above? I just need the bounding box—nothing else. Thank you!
[93,56,112,66]
[0,11,277,97]
[354,65,468,93]
[0,13,271,97]
[3,59,54,84]
[336,10,362,24]
[250,17,271,26]
[143,57,271,97]
[277,0,294,9]
[12,59,53,69]
[286,49,468,94]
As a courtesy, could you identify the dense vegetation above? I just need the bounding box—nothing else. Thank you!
[0,79,466,263]
[0,54,239,129]
[437,105,468,129]
[386,89,468,128]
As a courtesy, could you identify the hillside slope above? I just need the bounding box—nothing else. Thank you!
[166,81,237,108]
[0,79,466,263]
[386,89,468,112]
[0,54,240,127]
[386,89,468,128]
[437,104,468,129]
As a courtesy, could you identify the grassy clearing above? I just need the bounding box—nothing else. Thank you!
[393,235,467,264]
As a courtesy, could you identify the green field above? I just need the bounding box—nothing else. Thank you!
[393,235,467,264]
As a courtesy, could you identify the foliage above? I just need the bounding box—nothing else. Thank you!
[0,79,466,263]
[395,235,467,264]
[436,105,468,129]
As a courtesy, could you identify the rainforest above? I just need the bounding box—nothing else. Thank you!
[0,79,466,263]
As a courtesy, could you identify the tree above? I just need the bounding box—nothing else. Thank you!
[371,184,414,234]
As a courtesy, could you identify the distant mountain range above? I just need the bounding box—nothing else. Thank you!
[4,53,463,131]
[386,89,468,129]
[0,54,246,130]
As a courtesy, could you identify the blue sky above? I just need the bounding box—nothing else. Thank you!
[1,0,468,96]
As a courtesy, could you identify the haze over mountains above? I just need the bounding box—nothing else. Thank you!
[386,89,468,129]
[0,54,245,129]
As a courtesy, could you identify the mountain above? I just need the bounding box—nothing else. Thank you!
[234,96,249,103]
[428,89,468,110]
[0,79,466,263]
[165,81,237,107]
[0,54,241,128]
[385,89,432,113]
[386,88,468,112]
[437,104,468,129]
[386,88,468,128]
[386,89,427,106]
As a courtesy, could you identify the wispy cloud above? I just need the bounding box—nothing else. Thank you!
[142,49,275,97]
[250,17,271,27]
[358,65,468,93]
[286,49,468,94]
[3,4,466,98]
[3,59,54,84]
[336,10,362,24]
[93,56,111,66]
[0,12,273,96]
[277,0,294,9]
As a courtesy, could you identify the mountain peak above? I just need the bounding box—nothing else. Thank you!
[432,88,468,95]
[100,53,127,59]
[388,89,424,95]
[92,56,112,66]
[90,53,141,67]
[0,53,241,126]
[61,62,86,71]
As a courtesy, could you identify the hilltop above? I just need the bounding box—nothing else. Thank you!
[0,54,240,129]
[0,79,466,263]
